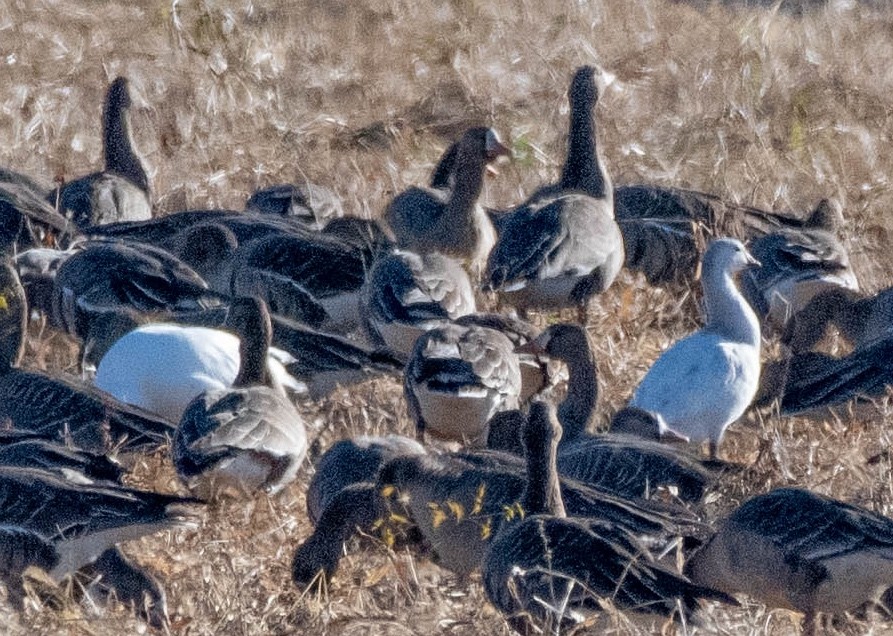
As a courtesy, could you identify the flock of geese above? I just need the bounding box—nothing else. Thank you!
[0,64,892,635]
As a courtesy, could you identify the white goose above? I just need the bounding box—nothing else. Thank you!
[630,238,761,458]
[94,300,301,422]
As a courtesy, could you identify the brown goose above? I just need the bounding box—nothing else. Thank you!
[51,238,223,343]
[613,186,847,288]
[740,198,859,333]
[686,488,893,636]
[362,249,476,356]
[245,182,343,227]
[172,297,308,498]
[482,400,734,633]
[52,77,151,229]
[484,66,623,322]
[0,434,170,627]
[403,322,522,446]
[292,430,702,586]
[228,225,390,332]
[385,127,509,275]
[0,260,174,453]
[0,466,200,625]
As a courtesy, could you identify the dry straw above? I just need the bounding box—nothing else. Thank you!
[1,0,892,633]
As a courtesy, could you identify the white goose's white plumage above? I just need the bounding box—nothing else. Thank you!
[630,238,761,458]
[94,307,301,422]
[685,488,893,635]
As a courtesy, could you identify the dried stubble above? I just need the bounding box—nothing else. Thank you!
[1,0,893,634]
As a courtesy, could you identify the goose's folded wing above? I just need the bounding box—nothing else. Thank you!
[725,489,893,566]
[0,369,175,452]
[485,203,566,289]
[780,342,893,414]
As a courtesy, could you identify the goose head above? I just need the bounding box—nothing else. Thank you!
[805,197,844,230]
[107,76,132,111]
[703,237,760,278]
[516,323,589,360]
[480,127,511,163]
[569,65,600,106]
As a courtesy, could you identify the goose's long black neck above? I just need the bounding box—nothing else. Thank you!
[230,301,274,389]
[445,143,485,223]
[559,98,609,199]
[522,403,566,518]
[559,346,598,442]
[429,142,459,190]
[0,262,27,374]
[103,96,149,193]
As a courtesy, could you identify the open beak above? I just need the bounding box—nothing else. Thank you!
[744,247,761,268]
[485,129,512,163]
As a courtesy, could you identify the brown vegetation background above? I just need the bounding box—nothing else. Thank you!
[1,0,893,633]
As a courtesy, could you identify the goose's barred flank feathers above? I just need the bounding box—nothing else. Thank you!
[404,322,522,446]
[686,488,893,633]
[363,249,476,355]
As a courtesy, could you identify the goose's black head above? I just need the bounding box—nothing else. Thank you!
[460,127,511,163]
[569,65,599,107]
[107,76,132,111]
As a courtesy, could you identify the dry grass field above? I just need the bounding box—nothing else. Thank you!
[2,0,893,634]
